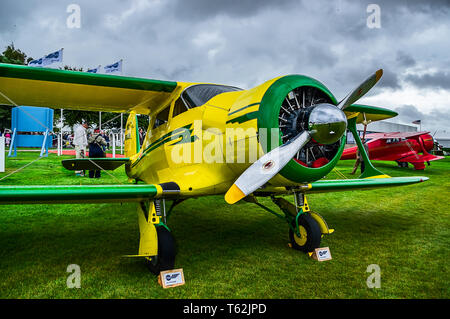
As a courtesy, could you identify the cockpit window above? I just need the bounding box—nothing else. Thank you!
[172,97,189,118]
[181,84,242,109]
[153,106,170,129]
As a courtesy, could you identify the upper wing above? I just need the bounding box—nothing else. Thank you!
[376,131,430,140]
[0,183,180,205]
[344,104,398,123]
[0,63,178,114]
[305,176,428,194]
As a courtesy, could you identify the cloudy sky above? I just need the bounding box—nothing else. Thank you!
[1,0,449,134]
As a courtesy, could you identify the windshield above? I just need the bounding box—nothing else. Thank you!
[181,84,242,108]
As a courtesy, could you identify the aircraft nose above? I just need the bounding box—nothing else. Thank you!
[308,103,347,145]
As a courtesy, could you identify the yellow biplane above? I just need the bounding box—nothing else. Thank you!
[0,63,428,274]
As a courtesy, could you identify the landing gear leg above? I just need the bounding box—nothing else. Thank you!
[247,193,333,254]
[396,161,408,168]
[288,213,321,252]
[137,200,176,275]
[287,193,321,252]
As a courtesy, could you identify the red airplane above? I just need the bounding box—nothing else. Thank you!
[341,131,444,170]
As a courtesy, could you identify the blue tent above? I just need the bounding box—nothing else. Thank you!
[8,106,54,157]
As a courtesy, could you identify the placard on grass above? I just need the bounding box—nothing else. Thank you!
[309,247,332,261]
[158,269,185,289]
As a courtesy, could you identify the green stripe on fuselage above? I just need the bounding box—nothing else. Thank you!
[227,103,260,116]
[226,111,259,124]
[131,124,193,168]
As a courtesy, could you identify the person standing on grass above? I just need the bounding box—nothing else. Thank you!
[73,123,89,176]
[88,129,107,178]
[5,131,11,147]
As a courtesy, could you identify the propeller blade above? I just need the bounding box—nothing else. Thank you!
[225,131,311,204]
[337,69,383,110]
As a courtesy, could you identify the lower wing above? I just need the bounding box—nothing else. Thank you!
[305,176,428,194]
[61,158,130,171]
[397,154,444,164]
[0,183,180,205]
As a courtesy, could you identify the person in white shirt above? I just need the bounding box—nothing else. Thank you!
[73,123,89,176]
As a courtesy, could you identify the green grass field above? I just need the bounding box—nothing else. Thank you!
[0,151,449,299]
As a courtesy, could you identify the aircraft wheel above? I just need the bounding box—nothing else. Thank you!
[145,226,176,275]
[289,214,321,253]
[396,161,408,168]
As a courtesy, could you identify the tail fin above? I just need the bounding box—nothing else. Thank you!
[124,111,140,158]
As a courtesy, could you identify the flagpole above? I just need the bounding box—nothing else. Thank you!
[60,108,63,156]
[120,113,123,154]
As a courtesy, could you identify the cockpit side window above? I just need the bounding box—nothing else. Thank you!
[153,106,170,129]
[172,97,189,118]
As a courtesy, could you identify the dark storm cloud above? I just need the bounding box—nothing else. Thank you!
[396,51,416,68]
[0,0,449,130]
[305,46,338,69]
[360,0,450,13]
[378,69,401,90]
[0,0,41,32]
[172,0,299,19]
[405,71,450,90]
[393,104,449,133]
[400,0,450,12]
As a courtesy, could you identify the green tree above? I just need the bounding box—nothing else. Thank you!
[0,42,33,65]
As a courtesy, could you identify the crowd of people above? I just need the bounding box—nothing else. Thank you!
[57,130,111,150]
[1,124,147,179]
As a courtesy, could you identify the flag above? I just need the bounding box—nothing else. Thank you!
[28,48,64,67]
[28,57,44,67]
[87,65,101,73]
[104,60,122,74]
[412,120,421,124]
[44,48,63,65]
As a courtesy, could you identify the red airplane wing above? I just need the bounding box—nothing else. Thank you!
[375,131,430,140]
[373,150,417,161]
[397,153,444,164]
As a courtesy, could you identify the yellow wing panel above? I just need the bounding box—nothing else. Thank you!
[0,63,178,114]
[344,104,398,123]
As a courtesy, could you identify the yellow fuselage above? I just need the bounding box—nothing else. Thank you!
[125,77,292,196]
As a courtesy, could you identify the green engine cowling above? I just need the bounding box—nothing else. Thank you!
[257,75,346,183]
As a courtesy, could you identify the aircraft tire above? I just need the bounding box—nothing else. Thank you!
[146,226,176,275]
[289,214,322,253]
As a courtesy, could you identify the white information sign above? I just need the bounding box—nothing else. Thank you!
[311,247,332,261]
[158,269,185,288]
